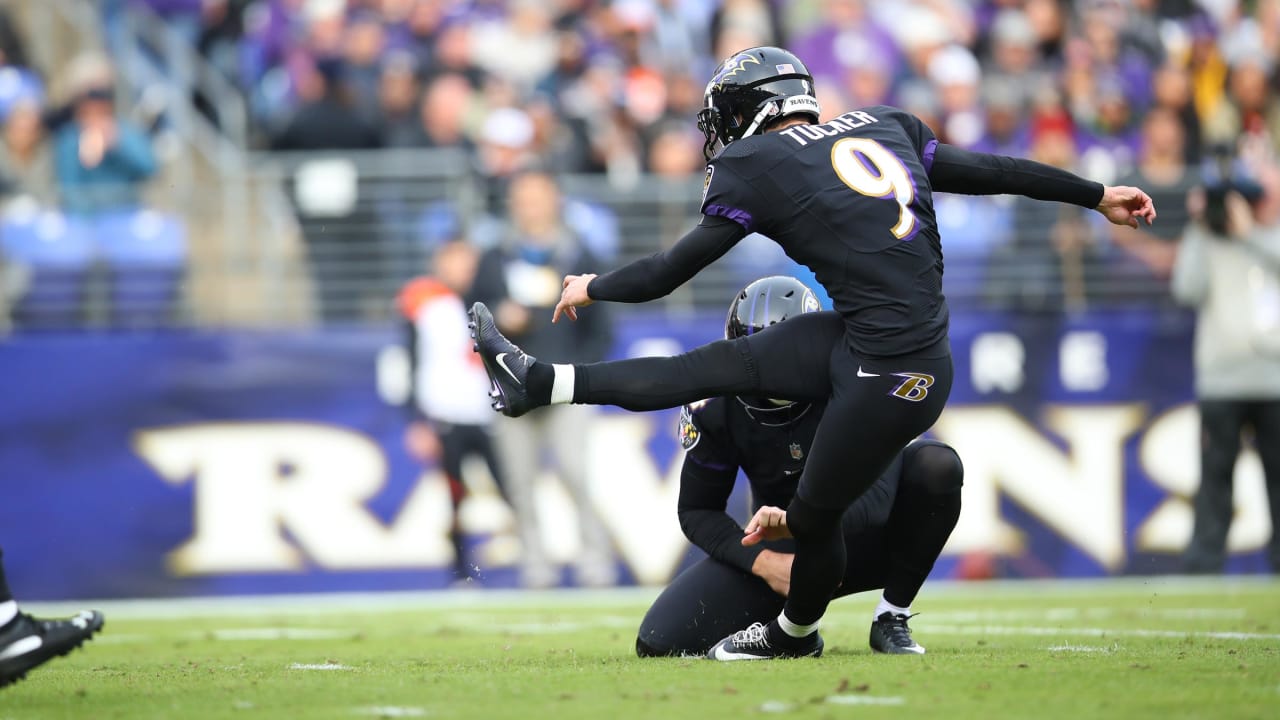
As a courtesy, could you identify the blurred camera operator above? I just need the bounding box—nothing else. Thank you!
[1172,145,1280,574]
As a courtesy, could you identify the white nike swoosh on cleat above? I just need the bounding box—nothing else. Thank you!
[856,367,880,377]
[709,645,766,661]
[0,636,41,661]
[494,353,523,386]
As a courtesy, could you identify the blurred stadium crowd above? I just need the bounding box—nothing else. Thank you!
[0,0,1278,329]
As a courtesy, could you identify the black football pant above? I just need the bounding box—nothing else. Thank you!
[1184,398,1280,573]
[635,441,963,656]
[434,422,510,579]
[575,311,954,626]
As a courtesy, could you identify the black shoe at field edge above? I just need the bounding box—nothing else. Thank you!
[0,609,105,689]
[869,612,925,655]
[706,621,824,661]
[467,302,537,418]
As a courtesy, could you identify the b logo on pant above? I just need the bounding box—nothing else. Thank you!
[890,372,934,402]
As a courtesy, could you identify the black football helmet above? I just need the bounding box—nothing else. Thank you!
[726,275,821,423]
[696,46,821,160]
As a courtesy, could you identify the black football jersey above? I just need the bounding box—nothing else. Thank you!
[700,105,946,358]
[679,395,900,516]
[680,396,826,512]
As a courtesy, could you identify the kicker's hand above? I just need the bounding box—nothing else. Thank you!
[743,505,792,546]
[1097,185,1157,228]
[553,273,597,323]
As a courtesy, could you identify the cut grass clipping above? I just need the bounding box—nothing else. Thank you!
[5,577,1278,720]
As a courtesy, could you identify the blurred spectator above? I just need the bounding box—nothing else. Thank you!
[424,19,486,87]
[983,8,1045,104]
[417,72,476,150]
[469,170,617,588]
[891,5,954,85]
[645,121,702,178]
[1151,62,1203,164]
[0,102,51,202]
[790,0,896,90]
[342,12,390,121]
[533,26,592,110]
[1077,2,1155,108]
[376,52,424,148]
[52,54,157,216]
[526,96,592,175]
[470,0,557,89]
[0,5,30,68]
[1022,0,1068,61]
[1089,74,1142,159]
[270,61,380,151]
[709,0,784,60]
[642,0,704,72]
[1112,108,1196,282]
[895,78,943,138]
[1173,149,1280,575]
[1185,11,1231,134]
[399,239,514,586]
[1204,54,1280,152]
[987,122,1103,312]
[929,45,984,148]
[973,78,1030,156]
[475,106,537,213]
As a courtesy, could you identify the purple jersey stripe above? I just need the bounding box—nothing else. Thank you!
[687,455,734,472]
[704,204,755,232]
[922,139,938,172]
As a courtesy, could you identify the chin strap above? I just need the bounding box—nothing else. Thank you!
[738,100,780,141]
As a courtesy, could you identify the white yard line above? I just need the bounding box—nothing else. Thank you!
[918,623,1280,641]
[209,627,356,641]
[289,662,351,670]
[923,607,1248,622]
[1046,644,1118,653]
[826,695,905,706]
[20,576,1279,620]
[352,708,427,718]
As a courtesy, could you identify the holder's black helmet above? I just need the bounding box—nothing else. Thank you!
[696,47,821,161]
[726,275,821,341]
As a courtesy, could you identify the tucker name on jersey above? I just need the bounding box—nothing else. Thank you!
[775,110,880,147]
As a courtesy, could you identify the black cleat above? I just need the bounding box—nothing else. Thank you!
[0,609,105,689]
[706,622,823,661]
[467,302,537,417]
[869,612,924,655]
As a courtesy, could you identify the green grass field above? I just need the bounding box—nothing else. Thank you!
[3,578,1278,720]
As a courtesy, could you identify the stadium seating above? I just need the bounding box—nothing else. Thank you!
[94,209,187,328]
[0,209,96,329]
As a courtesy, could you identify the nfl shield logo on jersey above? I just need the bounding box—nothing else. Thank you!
[790,442,803,459]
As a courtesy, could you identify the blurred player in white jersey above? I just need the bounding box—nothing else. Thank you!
[399,240,513,584]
